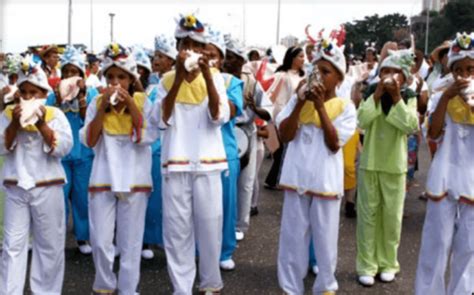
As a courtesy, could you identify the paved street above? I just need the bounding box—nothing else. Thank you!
[29,143,429,294]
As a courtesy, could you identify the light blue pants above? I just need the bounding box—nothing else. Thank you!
[143,152,163,245]
[63,157,93,241]
[220,159,240,261]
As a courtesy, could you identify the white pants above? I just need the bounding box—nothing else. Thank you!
[251,138,265,208]
[0,185,65,295]
[415,198,474,295]
[162,172,223,295]
[278,191,341,295]
[237,132,257,233]
[89,191,148,295]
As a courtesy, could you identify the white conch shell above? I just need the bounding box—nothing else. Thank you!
[383,74,399,86]
[3,85,18,104]
[19,98,46,128]
[109,90,119,106]
[461,77,474,107]
[59,77,82,102]
[184,50,202,72]
[209,59,218,68]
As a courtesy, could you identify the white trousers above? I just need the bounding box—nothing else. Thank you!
[237,132,258,233]
[415,198,474,295]
[278,191,341,295]
[89,191,148,295]
[0,185,65,295]
[162,172,223,295]
[251,138,265,208]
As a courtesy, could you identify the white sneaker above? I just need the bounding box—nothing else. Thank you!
[358,275,375,286]
[141,249,154,260]
[312,265,319,275]
[78,243,92,255]
[380,272,396,282]
[219,258,235,271]
[235,231,244,241]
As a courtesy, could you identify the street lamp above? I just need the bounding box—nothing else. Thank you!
[276,0,281,44]
[424,0,431,55]
[109,13,115,43]
[68,0,73,45]
[90,0,93,52]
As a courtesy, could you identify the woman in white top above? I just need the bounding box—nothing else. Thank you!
[264,46,305,189]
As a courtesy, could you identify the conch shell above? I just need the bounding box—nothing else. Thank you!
[460,77,474,107]
[184,50,202,72]
[59,76,82,102]
[3,85,18,104]
[19,98,46,128]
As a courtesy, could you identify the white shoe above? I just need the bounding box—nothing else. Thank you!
[235,231,244,241]
[380,272,396,282]
[141,249,154,260]
[78,243,92,255]
[219,259,235,271]
[358,275,375,286]
[312,265,319,275]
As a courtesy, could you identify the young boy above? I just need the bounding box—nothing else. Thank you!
[415,32,474,295]
[277,39,357,294]
[0,56,73,294]
[356,49,419,286]
[157,15,230,294]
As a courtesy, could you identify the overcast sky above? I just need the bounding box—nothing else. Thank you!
[1,0,423,53]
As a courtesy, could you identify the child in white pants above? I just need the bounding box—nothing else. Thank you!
[0,57,73,294]
[80,43,158,295]
[415,32,474,295]
[157,14,230,295]
[276,39,356,294]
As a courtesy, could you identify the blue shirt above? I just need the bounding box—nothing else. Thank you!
[47,87,99,161]
[221,73,244,161]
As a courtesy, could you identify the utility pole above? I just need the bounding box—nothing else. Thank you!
[109,13,115,43]
[276,0,281,45]
[90,0,93,52]
[424,0,431,56]
[68,0,73,45]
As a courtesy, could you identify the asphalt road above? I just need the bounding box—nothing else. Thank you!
[24,143,430,294]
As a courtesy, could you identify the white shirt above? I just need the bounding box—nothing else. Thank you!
[276,95,357,198]
[425,98,474,202]
[80,94,159,193]
[157,71,230,174]
[86,74,104,89]
[0,106,73,190]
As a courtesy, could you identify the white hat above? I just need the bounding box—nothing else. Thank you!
[60,45,86,76]
[313,39,346,78]
[131,45,152,73]
[174,14,207,44]
[225,36,247,61]
[17,55,52,92]
[380,49,415,80]
[100,43,139,80]
[207,25,226,58]
[154,34,178,60]
[447,32,474,69]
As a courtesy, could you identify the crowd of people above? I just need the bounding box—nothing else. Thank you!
[0,12,472,295]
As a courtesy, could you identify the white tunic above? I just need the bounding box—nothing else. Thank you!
[425,98,474,202]
[277,96,357,198]
[80,94,159,193]
[0,106,73,190]
[156,71,230,174]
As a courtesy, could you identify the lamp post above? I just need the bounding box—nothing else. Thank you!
[68,0,73,45]
[109,13,115,43]
[424,0,431,56]
[90,0,93,52]
[276,0,281,44]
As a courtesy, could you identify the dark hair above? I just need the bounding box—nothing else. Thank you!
[276,46,304,77]
[247,50,260,61]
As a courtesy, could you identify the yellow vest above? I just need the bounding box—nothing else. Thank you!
[4,105,55,132]
[161,69,219,105]
[299,97,348,127]
[447,95,474,125]
[97,92,147,135]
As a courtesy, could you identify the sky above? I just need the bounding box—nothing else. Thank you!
[0,0,423,53]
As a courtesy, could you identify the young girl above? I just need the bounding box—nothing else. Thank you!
[0,56,73,294]
[356,49,419,286]
[157,14,230,294]
[140,35,177,260]
[80,43,158,294]
[415,32,474,295]
[47,45,98,255]
[277,40,356,294]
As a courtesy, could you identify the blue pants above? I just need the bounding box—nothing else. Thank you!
[143,152,163,246]
[63,157,93,241]
[309,239,317,267]
[220,159,240,261]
